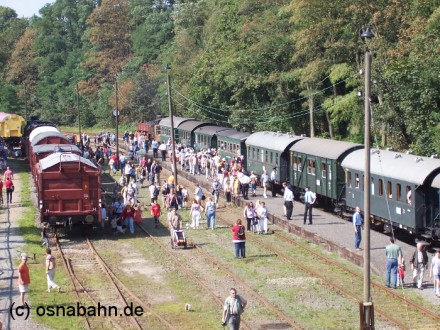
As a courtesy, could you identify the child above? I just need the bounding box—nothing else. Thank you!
[397,258,406,287]
[41,222,49,247]
[150,200,161,227]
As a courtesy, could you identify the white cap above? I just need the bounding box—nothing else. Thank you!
[21,253,28,260]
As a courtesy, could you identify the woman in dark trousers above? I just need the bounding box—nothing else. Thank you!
[232,219,246,258]
[5,177,13,203]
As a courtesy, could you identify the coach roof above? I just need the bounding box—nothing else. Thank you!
[39,152,97,170]
[33,144,81,154]
[177,120,210,131]
[291,138,364,160]
[29,126,59,142]
[217,129,250,141]
[31,131,70,146]
[342,149,440,185]
[194,125,229,135]
[246,131,303,152]
[159,116,195,128]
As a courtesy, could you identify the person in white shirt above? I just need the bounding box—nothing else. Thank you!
[303,187,316,225]
[270,167,277,197]
[261,170,269,198]
[282,182,294,220]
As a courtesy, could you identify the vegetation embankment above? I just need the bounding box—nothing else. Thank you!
[0,1,439,155]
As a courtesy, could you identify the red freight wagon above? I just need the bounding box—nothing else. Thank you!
[30,144,82,182]
[29,131,71,159]
[36,152,101,228]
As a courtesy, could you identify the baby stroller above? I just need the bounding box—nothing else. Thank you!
[171,229,187,249]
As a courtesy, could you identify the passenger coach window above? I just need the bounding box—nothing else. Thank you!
[307,160,316,175]
[378,179,383,196]
[355,174,360,189]
[396,184,401,201]
[275,154,278,165]
[298,157,302,172]
[265,150,268,162]
[406,186,412,205]
[293,157,298,171]
[347,171,352,187]
[321,163,326,178]
[371,178,375,195]
[387,181,393,199]
[270,152,273,164]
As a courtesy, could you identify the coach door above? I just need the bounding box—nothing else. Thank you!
[280,151,290,183]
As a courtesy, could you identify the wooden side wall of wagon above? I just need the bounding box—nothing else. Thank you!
[36,152,102,228]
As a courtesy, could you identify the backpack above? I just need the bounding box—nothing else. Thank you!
[237,225,244,237]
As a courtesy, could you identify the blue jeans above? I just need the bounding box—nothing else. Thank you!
[386,258,398,288]
[126,217,134,234]
[206,211,215,229]
[354,225,362,248]
[234,242,246,258]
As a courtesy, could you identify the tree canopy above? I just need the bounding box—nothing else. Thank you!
[0,0,438,155]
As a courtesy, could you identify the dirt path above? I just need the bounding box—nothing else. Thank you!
[0,159,47,330]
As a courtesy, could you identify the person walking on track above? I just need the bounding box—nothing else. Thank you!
[222,287,247,330]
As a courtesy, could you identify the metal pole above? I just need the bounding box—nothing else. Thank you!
[363,48,372,325]
[115,79,119,161]
[76,83,82,147]
[166,70,178,186]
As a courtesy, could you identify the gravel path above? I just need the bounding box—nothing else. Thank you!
[0,159,47,330]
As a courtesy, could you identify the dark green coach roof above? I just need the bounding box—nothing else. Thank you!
[246,131,303,152]
[342,149,440,185]
[159,116,195,128]
[216,129,250,141]
[291,138,363,161]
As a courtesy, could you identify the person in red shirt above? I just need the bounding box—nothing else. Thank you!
[150,200,161,227]
[4,166,13,180]
[121,203,136,234]
[18,253,30,306]
[5,177,13,203]
[232,219,246,259]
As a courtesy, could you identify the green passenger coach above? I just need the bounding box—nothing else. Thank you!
[159,116,195,143]
[246,131,303,186]
[217,129,250,164]
[290,138,363,206]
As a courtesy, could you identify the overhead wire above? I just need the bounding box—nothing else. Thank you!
[171,75,353,113]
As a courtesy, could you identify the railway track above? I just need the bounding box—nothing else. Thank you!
[146,162,440,329]
[100,170,301,329]
[270,231,440,329]
[55,230,176,329]
[89,135,439,328]
[55,232,142,329]
[199,188,440,329]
